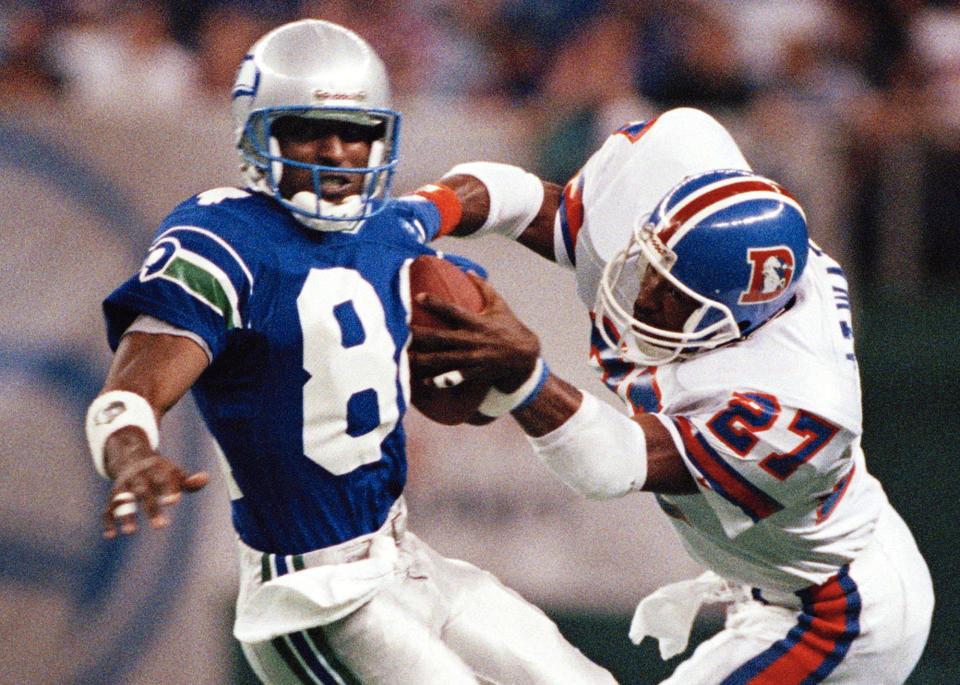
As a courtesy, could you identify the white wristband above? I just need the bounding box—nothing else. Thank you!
[527,392,648,499]
[477,357,549,417]
[442,161,544,240]
[85,390,160,479]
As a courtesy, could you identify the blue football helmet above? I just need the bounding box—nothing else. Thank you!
[595,168,808,365]
[231,19,400,231]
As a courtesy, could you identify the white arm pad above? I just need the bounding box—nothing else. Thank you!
[442,161,544,240]
[85,390,160,479]
[526,391,648,499]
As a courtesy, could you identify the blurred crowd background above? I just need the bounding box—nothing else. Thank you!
[2,1,959,684]
[4,0,960,288]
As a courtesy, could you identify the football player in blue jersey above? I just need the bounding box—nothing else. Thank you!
[83,19,617,685]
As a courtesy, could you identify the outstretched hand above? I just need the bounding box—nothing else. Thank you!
[101,428,209,539]
[409,273,541,392]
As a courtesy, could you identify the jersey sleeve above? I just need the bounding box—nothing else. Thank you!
[659,390,855,538]
[433,251,488,279]
[552,170,585,270]
[393,193,445,243]
[576,107,751,263]
[103,200,254,357]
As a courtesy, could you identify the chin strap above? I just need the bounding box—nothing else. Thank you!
[244,135,374,233]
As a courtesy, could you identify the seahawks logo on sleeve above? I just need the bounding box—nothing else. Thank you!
[138,226,254,331]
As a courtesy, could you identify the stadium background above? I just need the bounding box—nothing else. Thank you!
[1,2,958,683]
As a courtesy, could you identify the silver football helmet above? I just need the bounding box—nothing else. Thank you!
[231,19,400,231]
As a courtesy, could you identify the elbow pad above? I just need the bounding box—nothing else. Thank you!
[527,392,648,499]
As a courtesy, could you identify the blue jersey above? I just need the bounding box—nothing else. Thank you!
[103,187,471,554]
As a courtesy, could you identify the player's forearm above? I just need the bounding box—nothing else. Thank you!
[521,182,562,259]
[431,173,489,236]
[517,382,650,500]
[88,332,208,479]
[512,373,583,437]
[103,332,208,416]
[421,163,561,261]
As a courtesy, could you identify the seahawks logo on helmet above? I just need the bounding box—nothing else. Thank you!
[231,55,259,99]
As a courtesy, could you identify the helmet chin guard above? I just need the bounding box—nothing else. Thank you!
[595,222,742,365]
[288,191,365,232]
[594,169,808,366]
[231,19,401,231]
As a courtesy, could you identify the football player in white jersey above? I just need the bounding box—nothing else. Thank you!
[410,107,934,683]
[84,19,617,685]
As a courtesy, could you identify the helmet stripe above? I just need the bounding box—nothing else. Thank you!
[658,178,797,245]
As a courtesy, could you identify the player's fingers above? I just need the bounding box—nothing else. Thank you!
[415,292,482,327]
[149,470,209,528]
[158,491,181,506]
[102,503,120,539]
[182,471,211,492]
[124,463,182,529]
[106,489,140,536]
[412,324,511,354]
[101,459,206,537]
[160,467,208,496]
[408,347,482,375]
[408,325,478,350]
[412,336,514,370]
[149,482,185,530]
[411,345,516,388]
[137,479,169,529]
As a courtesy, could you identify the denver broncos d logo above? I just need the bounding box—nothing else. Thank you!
[739,246,796,304]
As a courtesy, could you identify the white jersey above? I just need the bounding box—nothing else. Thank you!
[637,248,885,592]
[551,107,751,306]
[555,108,889,593]
[546,108,931,681]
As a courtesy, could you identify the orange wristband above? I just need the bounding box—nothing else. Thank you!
[414,183,462,237]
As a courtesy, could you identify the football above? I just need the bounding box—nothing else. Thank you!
[408,254,488,425]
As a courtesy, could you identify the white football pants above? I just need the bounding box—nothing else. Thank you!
[660,505,933,684]
[235,499,616,685]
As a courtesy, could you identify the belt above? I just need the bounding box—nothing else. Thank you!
[752,563,853,612]
[298,497,407,567]
[239,496,408,578]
